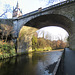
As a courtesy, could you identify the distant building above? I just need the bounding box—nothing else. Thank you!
[13,1,22,18]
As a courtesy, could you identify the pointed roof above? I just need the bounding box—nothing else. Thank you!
[13,1,22,17]
[16,1,19,8]
[13,1,22,12]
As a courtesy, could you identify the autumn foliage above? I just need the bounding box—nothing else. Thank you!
[0,24,14,42]
[32,35,68,50]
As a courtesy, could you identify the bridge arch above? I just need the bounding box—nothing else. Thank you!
[17,13,73,37]
[24,14,73,35]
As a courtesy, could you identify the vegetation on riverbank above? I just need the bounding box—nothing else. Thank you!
[0,40,16,59]
[33,47,52,52]
[32,35,52,51]
[32,35,68,51]
[0,24,16,59]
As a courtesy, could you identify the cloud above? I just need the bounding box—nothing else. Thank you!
[36,26,69,41]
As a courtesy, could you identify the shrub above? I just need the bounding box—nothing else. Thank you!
[0,41,16,59]
[32,35,37,49]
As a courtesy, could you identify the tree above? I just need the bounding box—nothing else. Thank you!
[37,38,46,49]
[60,40,66,48]
[56,40,61,48]
[51,40,57,49]
[0,4,12,18]
[0,24,14,41]
[0,24,6,40]
[5,25,14,41]
[32,35,37,49]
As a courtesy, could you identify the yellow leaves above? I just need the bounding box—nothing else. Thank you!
[0,52,3,55]
[2,40,4,42]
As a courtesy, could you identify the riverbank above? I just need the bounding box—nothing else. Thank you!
[33,49,64,53]
[0,50,63,75]
[0,41,16,60]
[0,47,64,60]
[0,40,64,60]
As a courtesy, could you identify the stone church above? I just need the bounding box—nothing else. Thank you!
[13,2,22,18]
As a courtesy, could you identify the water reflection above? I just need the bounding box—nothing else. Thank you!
[0,51,62,75]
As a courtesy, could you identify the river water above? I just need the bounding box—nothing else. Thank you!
[0,51,62,75]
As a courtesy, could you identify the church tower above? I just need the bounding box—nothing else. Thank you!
[13,1,22,18]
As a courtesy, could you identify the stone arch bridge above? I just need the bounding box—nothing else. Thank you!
[0,0,75,54]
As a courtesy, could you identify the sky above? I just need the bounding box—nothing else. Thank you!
[37,26,69,41]
[0,0,68,41]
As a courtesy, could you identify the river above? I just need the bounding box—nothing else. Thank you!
[0,51,63,75]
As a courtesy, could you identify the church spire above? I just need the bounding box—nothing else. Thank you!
[16,1,19,8]
[12,1,22,18]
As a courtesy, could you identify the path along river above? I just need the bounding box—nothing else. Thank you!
[0,50,63,75]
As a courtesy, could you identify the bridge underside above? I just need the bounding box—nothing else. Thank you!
[25,14,72,34]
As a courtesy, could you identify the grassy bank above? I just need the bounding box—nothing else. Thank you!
[0,41,16,59]
[33,47,52,52]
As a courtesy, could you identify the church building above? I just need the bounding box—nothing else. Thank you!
[13,2,22,18]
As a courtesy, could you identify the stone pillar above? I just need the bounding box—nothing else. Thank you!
[17,35,32,54]
[12,20,18,53]
[13,20,18,38]
[69,21,75,50]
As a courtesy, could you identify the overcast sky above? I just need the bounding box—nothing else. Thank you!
[37,26,69,41]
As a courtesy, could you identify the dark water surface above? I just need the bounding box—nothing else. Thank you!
[0,51,62,75]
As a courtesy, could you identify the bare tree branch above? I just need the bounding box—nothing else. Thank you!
[0,4,12,18]
[0,11,7,17]
[39,0,66,6]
